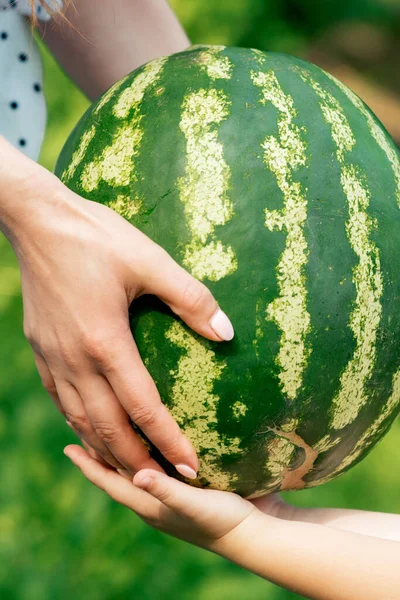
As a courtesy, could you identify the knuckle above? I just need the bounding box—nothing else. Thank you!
[65,412,91,435]
[155,484,171,505]
[131,406,158,430]
[58,342,80,371]
[156,431,182,457]
[41,378,58,397]
[36,339,53,358]
[23,325,41,352]
[81,330,112,364]
[181,279,211,314]
[92,422,121,446]
[23,325,34,345]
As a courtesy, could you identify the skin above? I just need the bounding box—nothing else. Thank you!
[65,445,400,600]
[0,0,236,478]
[9,4,400,596]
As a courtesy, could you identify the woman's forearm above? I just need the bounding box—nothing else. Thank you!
[38,0,190,100]
[215,513,400,600]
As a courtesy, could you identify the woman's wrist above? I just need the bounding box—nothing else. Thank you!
[0,136,63,243]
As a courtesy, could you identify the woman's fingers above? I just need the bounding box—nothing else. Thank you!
[35,351,150,474]
[37,327,190,476]
[97,329,198,478]
[63,444,159,517]
[80,438,110,466]
[35,352,138,472]
[78,374,164,475]
[139,243,234,343]
[56,379,125,471]
[34,352,65,415]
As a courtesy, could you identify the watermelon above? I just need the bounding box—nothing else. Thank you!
[55,46,400,498]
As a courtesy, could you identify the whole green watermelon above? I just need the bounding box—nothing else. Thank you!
[55,46,400,498]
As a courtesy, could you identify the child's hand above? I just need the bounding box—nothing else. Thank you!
[64,443,400,600]
[63,444,260,550]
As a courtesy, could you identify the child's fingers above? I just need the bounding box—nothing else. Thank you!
[133,470,256,540]
[64,445,159,517]
[134,469,228,521]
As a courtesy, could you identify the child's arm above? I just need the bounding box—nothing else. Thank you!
[263,497,400,541]
[65,444,400,600]
[37,0,190,100]
[218,510,400,600]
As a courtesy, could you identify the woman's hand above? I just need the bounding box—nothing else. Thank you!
[63,444,259,550]
[0,140,234,478]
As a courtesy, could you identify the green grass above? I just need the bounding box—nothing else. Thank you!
[0,2,399,598]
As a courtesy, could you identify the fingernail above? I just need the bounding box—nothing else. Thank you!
[175,464,198,480]
[210,309,234,341]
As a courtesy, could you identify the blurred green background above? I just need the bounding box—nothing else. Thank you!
[1,1,400,598]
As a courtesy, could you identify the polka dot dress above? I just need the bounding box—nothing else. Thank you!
[0,1,63,161]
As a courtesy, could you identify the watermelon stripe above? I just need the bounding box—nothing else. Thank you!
[254,297,265,357]
[197,45,233,80]
[93,77,126,115]
[61,125,96,182]
[79,58,167,193]
[251,48,269,65]
[326,73,400,208]
[178,88,238,282]
[166,322,240,490]
[81,124,144,191]
[313,434,341,454]
[113,57,167,119]
[251,69,311,401]
[265,434,295,484]
[309,368,400,487]
[297,69,384,431]
[107,194,142,220]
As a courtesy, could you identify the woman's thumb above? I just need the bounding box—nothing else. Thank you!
[140,246,234,342]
